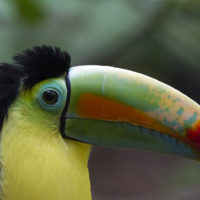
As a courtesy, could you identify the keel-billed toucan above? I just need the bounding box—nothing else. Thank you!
[0,46,200,200]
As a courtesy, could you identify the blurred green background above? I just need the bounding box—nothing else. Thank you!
[1,0,200,199]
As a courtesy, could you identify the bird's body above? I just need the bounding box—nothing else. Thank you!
[0,45,200,199]
[0,80,91,200]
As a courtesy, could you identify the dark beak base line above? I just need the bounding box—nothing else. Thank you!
[59,70,71,138]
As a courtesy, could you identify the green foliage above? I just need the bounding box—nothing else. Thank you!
[9,0,44,22]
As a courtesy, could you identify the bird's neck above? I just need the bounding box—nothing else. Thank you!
[0,111,92,200]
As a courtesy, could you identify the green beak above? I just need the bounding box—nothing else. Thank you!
[64,65,200,160]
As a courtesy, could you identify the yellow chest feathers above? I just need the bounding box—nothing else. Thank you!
[0,114,91,200]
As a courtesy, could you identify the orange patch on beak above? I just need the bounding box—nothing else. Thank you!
[78,93,175,135]
[187,120,200,146]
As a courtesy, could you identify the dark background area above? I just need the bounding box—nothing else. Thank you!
[1,0,200,199]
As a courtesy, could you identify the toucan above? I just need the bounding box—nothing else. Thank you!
[0,45,200,200]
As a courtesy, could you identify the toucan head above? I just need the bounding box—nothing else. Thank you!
[1,45,200,162]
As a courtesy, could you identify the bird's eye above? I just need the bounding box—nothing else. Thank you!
[38,82,66,113]
[42,90,58,105]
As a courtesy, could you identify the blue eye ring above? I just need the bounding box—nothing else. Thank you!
[38,86,65,112]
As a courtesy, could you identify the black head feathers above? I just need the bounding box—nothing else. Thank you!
[14,45,71,89]
[0,64,22,131]
[0,45,71,131]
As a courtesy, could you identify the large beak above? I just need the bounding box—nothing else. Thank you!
[64,65,200,160]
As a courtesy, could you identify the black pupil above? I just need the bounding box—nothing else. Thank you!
[42,90,58,105]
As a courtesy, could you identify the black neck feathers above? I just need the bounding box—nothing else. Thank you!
[0,45,71,131]
[0,64,22,131]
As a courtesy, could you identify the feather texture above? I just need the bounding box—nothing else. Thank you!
[0,45,70,132]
